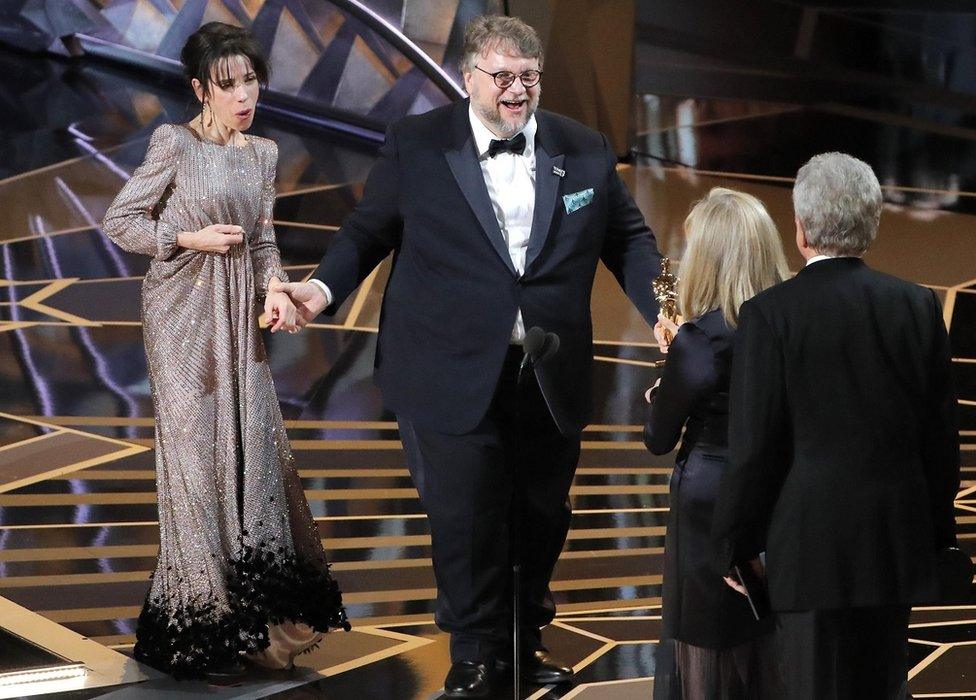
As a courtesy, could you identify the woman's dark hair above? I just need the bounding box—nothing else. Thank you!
[180,22,269,97]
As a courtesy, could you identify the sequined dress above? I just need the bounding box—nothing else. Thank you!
[102,123,348,678]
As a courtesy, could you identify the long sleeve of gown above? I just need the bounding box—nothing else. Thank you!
[251,141,288,295]
[643,323,716,455]
[102,124,182,261]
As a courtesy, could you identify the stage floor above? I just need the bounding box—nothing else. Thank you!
[0,40,974,699]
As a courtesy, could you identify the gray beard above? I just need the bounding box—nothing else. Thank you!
[477,102,533,137]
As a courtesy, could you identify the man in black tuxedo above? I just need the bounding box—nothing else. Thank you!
[272,15,660,697]
[713,152,959,699]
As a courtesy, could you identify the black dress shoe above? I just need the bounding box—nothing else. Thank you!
[496,650,574,685]
[444,660,493,698]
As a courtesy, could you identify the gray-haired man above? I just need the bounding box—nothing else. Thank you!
[713,152,959,699]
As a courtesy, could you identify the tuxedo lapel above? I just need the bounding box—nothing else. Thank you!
[443,102,518,277]
[526,116,564,272]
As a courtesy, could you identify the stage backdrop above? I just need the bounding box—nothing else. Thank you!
[0,0,510,131]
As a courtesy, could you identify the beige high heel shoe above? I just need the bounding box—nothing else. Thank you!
[248,622,324,670]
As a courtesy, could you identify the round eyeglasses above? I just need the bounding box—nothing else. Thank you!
[474,65,542,89]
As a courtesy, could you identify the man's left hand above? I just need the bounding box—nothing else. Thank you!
[723,556,764,596]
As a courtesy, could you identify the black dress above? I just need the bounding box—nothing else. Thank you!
[645,308,776,699]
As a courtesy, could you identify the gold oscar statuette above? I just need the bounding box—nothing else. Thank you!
[651,256,679,367]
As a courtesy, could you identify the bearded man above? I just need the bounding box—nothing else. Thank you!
[274,15,660,697]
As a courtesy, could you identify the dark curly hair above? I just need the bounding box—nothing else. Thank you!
[180,22,269,99]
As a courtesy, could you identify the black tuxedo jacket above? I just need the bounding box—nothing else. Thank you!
[312,100,660,435]
[713,258,959,611]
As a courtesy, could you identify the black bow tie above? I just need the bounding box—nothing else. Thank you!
[486,132,526,158]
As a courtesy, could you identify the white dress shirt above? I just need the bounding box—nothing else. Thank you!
[468,107,536,343]
[310,108,537,344]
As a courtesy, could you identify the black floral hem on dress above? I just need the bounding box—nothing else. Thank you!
[134,543,350,680]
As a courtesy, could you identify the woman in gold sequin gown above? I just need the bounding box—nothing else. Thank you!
[101,23,347,679]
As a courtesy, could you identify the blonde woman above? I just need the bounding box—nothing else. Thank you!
[644,188,788,699]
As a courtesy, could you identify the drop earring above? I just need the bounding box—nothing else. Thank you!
[203,101,212,128]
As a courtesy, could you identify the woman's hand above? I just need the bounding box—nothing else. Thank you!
[268,280,328,323]
[264,291,302,334]
[653,313,681,353]
[177,224,244,253]
[644,377,662,403]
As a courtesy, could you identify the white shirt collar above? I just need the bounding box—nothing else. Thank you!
[805,254,833,266]
[468,105,536,160]
[805,253,862,267]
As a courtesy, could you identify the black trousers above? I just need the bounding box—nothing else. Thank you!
[776,606,912,700]
[398,347,581,662]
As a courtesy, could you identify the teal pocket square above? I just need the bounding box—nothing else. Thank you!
[563,188,594,214]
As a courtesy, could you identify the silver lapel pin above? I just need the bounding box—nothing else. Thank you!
[552,166,566,178]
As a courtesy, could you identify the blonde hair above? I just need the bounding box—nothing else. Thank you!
[678,188,789,327]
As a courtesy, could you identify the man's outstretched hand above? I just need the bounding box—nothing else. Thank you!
[268,280,329,324]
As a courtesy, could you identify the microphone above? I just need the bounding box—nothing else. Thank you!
[522,326,546,365]
[538,332,559,363]
[519,326,560,380]
[512,326,560,697]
